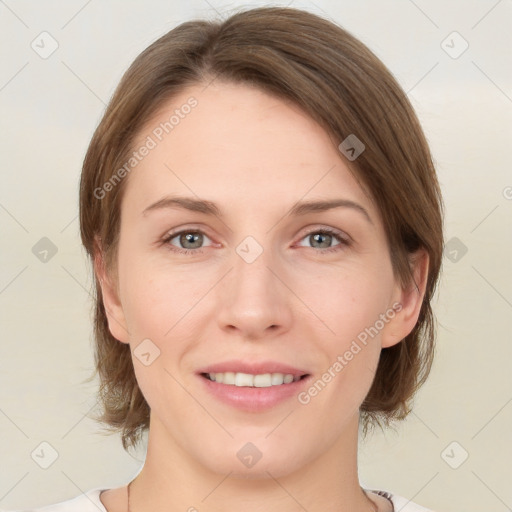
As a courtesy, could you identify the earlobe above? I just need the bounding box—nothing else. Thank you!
[381,248,429,349]
[93,237,130,344]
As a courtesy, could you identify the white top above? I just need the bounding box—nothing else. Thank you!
[3,488,434,512]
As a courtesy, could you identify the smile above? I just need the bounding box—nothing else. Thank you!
[199,371,311,412]
[203,372,304,387]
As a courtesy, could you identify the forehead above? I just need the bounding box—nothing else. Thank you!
[123,81,375,218]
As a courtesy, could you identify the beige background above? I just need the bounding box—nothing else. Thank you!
[0,1,511,511]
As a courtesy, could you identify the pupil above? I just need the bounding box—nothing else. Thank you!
[182,232,202,249]
[313,233,330,248]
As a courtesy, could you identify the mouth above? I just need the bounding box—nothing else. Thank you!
[201,371,309,387]
[196,362,311,412]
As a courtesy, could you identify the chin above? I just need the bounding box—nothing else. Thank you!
[193,441,311,481]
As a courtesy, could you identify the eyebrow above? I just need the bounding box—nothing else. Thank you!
[142,195,373,225]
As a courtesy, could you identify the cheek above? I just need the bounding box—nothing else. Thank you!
[116,230,204,334]
[122,270,202,342]
[300,267,392,399]
[302,263,393,339]
[120,269,204,409]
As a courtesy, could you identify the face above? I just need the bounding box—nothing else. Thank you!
[100,81,420,478]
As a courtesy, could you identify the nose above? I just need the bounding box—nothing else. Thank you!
[215,244,293,341]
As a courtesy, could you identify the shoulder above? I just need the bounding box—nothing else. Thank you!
[1,488,108,512]
[3,487,438,512]
[368,488,436,512]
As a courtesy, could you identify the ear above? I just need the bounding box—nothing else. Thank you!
[381,248,429,349]
[93,236,130,344]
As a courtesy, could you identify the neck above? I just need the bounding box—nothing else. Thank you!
[129,412,375,512]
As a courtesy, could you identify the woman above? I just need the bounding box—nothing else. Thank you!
[12,6,443,512]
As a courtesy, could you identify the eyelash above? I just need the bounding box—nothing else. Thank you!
[162,227,351,256]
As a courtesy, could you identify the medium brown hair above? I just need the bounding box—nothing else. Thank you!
[80,6,444,450]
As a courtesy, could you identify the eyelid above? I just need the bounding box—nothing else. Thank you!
[161,224,352,253]
[295,226,351,251]
[299,225,351,243]
[162,227,215,248]
[162,224,350,240]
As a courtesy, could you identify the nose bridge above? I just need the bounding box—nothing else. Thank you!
[234,237,274,293]
[216,234,291,337]
[232,234,279,307]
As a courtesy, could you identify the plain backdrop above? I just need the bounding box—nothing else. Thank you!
[0,1,511,511]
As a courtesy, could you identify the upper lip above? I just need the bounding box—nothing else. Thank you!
[197,360,309,378]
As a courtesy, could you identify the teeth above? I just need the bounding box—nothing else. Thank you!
[222,372,235,385]
[207,372,300,387]
[235,372,254,387]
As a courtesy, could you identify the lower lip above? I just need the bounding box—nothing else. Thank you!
[198,374,311,412]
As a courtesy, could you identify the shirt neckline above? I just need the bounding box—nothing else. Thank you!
[90,487,395,512]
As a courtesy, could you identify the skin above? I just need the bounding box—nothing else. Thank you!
[96,81,429,512]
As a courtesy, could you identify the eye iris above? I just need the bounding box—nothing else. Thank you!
[180,232,202,249]
[311,232,332,249]
[173,231,338,251]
